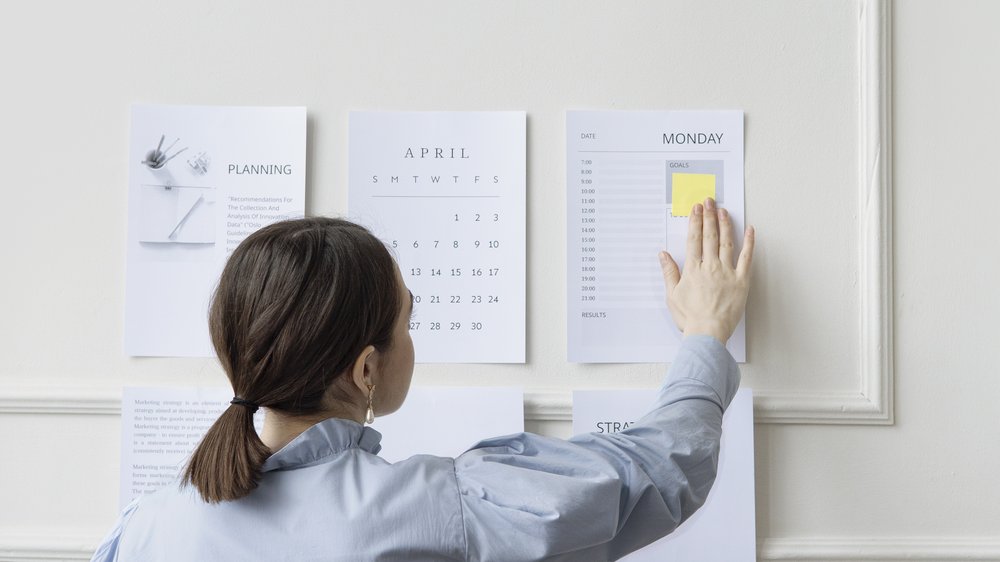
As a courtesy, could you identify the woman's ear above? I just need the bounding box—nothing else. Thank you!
[350,345,378,394]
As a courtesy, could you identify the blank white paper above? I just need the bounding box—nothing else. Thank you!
[371,386,524,463]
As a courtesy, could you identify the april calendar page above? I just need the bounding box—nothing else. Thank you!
[349,111,525,363]
[567,110,745,363]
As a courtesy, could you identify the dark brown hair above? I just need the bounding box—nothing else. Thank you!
[183,217,401,503]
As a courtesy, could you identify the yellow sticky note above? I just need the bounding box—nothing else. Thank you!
[671,173,717,217]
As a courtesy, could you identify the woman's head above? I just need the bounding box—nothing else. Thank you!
[184,217,413,503]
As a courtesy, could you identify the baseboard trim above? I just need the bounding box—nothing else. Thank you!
[0,533,95,562]
[760,537,1000,561]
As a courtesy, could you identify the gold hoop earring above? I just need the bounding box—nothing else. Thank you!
[365,384,376,424]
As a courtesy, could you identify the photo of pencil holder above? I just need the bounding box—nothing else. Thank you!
[141,134,188,187]
[138,134,215,245]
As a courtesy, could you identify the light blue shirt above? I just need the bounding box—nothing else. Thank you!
[92,336,740,561]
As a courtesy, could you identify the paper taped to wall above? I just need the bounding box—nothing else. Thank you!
[566,110,745,363]
[348,111,527,363]
[125,105,306,357]
[119,386,524,509]
[572,388,756,561]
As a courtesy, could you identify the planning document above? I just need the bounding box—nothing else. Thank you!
[125,105,306,357]
[573,388,756,561]
[119,386,258,509]
[349,111,526,363]
[567,110,745,362]
[120,386,524,508]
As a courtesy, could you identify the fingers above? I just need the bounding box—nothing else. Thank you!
[736,226,756,278]
[718,208,735,267]
[686,204,704,262]
[658,251,680,293]
[702,198,720,262]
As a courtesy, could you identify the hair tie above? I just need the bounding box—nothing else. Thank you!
[230,397,259,413]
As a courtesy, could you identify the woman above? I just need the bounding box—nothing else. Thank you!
[93,197,754,561]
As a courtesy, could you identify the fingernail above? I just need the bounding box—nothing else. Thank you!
[693,204,702,215]
[720,208,728,219]
[705,198,715,210]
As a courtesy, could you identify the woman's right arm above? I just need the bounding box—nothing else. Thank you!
[453,199,754,561]
[454,335,739,561]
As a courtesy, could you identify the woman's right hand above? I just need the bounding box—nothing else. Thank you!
[658,198,755,344]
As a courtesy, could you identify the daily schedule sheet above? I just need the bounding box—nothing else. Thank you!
[567,111,745,363]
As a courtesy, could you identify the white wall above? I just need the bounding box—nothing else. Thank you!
[1,1,998,560]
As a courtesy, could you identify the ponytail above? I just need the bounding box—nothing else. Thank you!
[185,217,401,503]
[182,403,270,503]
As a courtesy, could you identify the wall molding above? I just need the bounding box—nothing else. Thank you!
[855,0,894,425]
[755,0,894,424]
[531,0,893,426]
[535,0,895,425]
[0,385,892,425]
[759,537,1000,561]
[0,532,96,562]
[0,4,895,425]
[0,2,894,426]
[3,534,1000,562]
[0,384,120,416]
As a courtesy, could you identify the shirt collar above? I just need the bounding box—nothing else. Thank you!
[261,418,383,472]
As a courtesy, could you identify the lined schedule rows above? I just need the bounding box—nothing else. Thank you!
[577,158,667,304]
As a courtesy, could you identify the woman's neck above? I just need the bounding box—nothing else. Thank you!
[260,404,364,452]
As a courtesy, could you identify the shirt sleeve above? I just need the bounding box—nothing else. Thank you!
[89,497,140,562]
[454,335,740,561]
